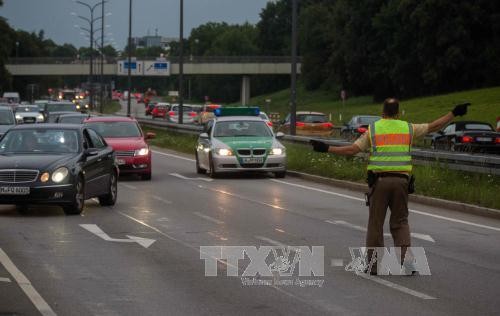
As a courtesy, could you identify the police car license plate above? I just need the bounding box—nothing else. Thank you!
[476,137,492,142]
[242,157,264,164]
[116,159,126,165]
[0,187,30,195]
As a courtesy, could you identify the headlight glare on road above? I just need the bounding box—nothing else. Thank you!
[51,167,68,183]
[216,148,233,156]
[270,148,283,155]
[135,147,149,156]
[40,172,50,183]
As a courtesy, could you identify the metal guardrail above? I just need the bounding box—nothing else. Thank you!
[137,118,500,175]
[7,56,301,65]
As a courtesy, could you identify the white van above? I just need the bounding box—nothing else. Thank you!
[2,92,20,104]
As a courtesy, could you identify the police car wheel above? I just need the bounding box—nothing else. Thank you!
[195,152,206,174]
[207,155,218,178]
[274,171,286,178]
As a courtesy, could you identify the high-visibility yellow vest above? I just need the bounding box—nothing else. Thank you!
[367,119,413,172]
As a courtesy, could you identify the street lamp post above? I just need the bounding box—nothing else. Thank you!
[178,0,184,124]
[100,0,105,113]
[127,0,132,117]
[74,0,106,110]
[290,0,298,136]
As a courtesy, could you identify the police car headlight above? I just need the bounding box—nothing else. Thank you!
[51,167,68,183]
[135,147,149,156]
[216,148,233,156]
[270,148,284,155]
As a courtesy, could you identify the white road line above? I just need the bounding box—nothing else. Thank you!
[193,211,225,224]
[273,179,500,232]
[120,183,137,190]
[325,220,435,243]
[355,272,436,300]
[152,195,173,204]
[80,224,156,248]
[152,150,196,162]
[0,277,11,282]
[0,248,57,316]
[170,173,213,182]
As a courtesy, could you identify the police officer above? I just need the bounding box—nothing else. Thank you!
[311,98,469,274]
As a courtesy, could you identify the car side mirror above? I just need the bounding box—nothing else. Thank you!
[275,132,285,139]
[146,132,156,139]
[83,148,99,157]
[199,132,209,139]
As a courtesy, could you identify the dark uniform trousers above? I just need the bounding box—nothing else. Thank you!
[366,175,411,266]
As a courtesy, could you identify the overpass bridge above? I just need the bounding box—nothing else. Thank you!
[6,57,302,104]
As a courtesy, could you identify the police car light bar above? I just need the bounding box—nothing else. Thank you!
[214,107,260,117]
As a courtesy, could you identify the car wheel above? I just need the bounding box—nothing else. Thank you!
[207,154,218,179]
[196,152,206,174]
[274,171,286,178]
[63,176,84,215]
[98,171,117,206]
[141,172,152,181]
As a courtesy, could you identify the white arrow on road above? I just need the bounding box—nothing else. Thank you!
[80,224,156,248]
[325,220,435,243]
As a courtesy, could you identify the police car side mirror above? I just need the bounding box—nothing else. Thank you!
[199,132,209,139]
[275,132,285,139]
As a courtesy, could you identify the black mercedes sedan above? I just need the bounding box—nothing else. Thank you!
[0,124,118,214]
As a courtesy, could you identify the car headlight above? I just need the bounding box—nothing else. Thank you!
[270,148,284,155]
[216,148,233,156]
[40,172,50,183]
[15,114,22,120]
[135,147,149,156]
[85,104,89,109]
[76,104,81,109]
[37,114,44,120]
[51,167,68,183]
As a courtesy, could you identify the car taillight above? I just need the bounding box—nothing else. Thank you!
[188,112,197,117]
[357,127,367,134]
[461,136,474,143]
[169,111,175,116]
[496,137,500,144]
[322,122,333,128]
[296,122,305,127]
[266,121,273,127]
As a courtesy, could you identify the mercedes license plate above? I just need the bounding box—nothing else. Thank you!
[116,159,126,165]
[476,137,492,142]
[0,187,30,195]
[242,157,264,164]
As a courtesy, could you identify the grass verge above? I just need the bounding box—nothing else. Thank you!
[102,100,121,114]
[143,126,500,210]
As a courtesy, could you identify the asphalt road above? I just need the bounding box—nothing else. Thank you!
[0,100,499,315]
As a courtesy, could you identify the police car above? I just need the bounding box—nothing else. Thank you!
[195,107,287,178]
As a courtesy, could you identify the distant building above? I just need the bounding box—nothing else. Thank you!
[132,35,178,50]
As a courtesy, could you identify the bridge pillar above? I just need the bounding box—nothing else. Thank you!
[240,75,250,105]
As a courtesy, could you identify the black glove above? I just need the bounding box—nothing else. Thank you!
[452,102,470,117]
[310,140,330,153]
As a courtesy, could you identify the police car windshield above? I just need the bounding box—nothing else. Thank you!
[214,121,273,137]
[86,121,142,138]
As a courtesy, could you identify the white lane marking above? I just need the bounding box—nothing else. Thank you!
[330,259,344,267]
[152,150,196,162]
[273,179,500,232]
[170,173,213,182]
[325,220,435,243]
[254,236,300,252]
[355,272,436,300]
[193,212,224,224]
[157,217,170,222]
[120,183,137,190]
[80,224,156,248]
[0,248,57,316]
[0,277,11,282]
[152,195,173,204]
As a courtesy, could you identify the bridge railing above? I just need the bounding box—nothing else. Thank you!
[7,56,301,65]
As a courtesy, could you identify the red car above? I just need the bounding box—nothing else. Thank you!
[151,104,168,119]
[84,116,155,180]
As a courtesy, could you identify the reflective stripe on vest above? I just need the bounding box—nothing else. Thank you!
[367,119,413,172]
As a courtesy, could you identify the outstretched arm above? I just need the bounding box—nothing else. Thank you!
[427,112,454,133]
[328,144,361,156]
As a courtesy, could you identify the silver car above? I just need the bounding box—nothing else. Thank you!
[168,104,201,124]
[195,116,287,178]
[14,105,45,124]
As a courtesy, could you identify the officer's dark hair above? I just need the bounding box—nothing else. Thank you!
[383,98,399,118]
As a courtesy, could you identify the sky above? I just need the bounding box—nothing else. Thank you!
[0,0,271,50]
